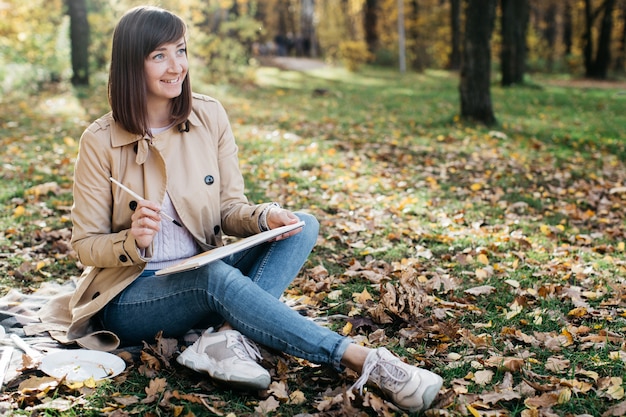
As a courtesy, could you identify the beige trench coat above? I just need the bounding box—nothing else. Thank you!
[37,94,273,351]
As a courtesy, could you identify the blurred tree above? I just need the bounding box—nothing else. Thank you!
[364,0,379,54]
[617,0,626,71]
[448,0,461,70]
[407,0,421,71]
[541,2,558,71]
[583,0,616,79]
[563,0,574,56]
[500,0,529,86]
[459,0,496,124]
[66,0,90,86]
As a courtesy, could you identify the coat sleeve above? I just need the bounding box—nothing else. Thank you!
[70,126,146,268]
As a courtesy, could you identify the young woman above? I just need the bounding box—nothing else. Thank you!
[44,6,442,413]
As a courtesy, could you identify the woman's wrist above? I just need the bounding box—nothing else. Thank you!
[259,202,281,231]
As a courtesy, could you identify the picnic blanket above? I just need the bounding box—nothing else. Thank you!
[0,280,76,386]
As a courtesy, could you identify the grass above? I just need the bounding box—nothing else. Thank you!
[1,63,626,416]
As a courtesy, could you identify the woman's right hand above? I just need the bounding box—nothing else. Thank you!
[131,200,162,249]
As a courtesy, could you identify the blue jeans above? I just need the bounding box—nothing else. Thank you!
[98,213,352,369]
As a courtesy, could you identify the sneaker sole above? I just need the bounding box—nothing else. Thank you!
[177,348,271,391]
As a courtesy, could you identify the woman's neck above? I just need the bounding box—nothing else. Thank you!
[147,100,173,129]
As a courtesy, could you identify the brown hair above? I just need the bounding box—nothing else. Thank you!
[108,6,192,136]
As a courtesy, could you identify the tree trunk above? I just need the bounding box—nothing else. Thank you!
[364,0,378,54]
[593,0,615,78]
[408,0,424,71]
[66,0,90,86]
[618,1,626,71]
[584,0,616,79]
[542,3,558,71]
[459,0,497,124]
[563,0,573,55]
[500,0,529,86]
[448,0,461,70]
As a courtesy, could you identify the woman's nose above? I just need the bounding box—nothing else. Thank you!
[169,57,185,72]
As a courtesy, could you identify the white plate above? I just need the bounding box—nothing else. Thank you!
[40,349,126,382]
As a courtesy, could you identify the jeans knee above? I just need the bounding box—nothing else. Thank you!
[295,212,319,245]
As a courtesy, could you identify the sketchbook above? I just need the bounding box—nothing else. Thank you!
[0,346,13,388]
[155,220,306,276]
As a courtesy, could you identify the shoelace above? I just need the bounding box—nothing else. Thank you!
[351,352,409,395]
[226,332,263,362]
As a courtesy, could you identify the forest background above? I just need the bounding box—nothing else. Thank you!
[1,0,626,416]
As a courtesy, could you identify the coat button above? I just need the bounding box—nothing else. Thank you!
[92,292,100,299]
[214,225,221,235]
[119,255,128,263]
[204,175,214,185]
[129,200,138,211]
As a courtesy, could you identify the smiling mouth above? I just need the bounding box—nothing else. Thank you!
[162,77,180,84]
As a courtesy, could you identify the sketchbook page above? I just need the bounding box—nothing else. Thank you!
[0,346,13,388]
[155,220,306,276]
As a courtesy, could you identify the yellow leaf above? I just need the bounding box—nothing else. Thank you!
[506,301,523,319]
[13,205,26,218]
[36,261,46,271]
[557,388,571,404]
[64,380,84,390]
[342,321,353,336]
[477,254,489,265]
[353,288,372,304]
[83,377,97,388]
[63,136,76,147]
[568,307,588,317]
[618,242,625,252]
[466,404,481,417]
[470,183,482,191]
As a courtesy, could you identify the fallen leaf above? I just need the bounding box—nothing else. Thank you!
[255,395,280,414]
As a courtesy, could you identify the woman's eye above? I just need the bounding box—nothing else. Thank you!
[152,53,164,60]
[177,48,187,56]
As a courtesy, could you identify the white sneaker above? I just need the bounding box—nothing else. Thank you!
[351,347,443,412]
[176,329,271,390]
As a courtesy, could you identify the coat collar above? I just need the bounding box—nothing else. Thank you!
[107,110,203,148]
[106,110,202,164]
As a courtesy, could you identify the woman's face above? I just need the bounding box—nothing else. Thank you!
[144,37,188,105]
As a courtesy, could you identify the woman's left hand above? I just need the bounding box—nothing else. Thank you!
[267,208,302,240]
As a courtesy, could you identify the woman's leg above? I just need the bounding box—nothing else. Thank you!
[99,246,350,369]
[225,212,319,298]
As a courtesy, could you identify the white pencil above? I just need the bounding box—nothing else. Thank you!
[109,177,182,227]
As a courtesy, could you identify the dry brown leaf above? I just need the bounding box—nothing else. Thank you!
[172,390,207,404]
[602,400,626,416]
[474,370,494,385]
[289,390,306,405]
[112,395,140,406]
[353,288,373,304]
[18,375,59,395]
[484,356,524,372]
[464,285,496,296]
[479,390,522,405]
[268,380,290,401]
[524,392,559,408]
[254,395,281,414]
[545,356,570,373]
[140,351,161,371]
